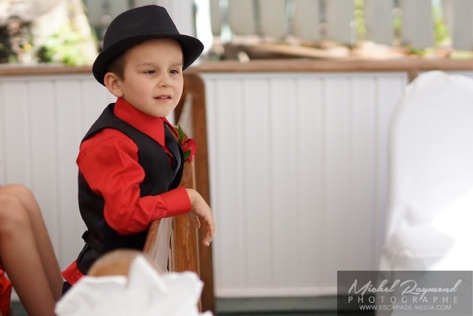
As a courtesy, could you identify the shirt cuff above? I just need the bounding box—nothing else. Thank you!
[161,187,191,217]
[62,261,84,285]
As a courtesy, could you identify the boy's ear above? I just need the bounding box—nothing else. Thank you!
[103,72,124,98]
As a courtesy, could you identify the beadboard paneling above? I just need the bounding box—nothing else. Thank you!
[0,73,114,268]
[203,72,407,296]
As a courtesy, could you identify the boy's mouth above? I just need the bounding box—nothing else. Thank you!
[156,95,171,100]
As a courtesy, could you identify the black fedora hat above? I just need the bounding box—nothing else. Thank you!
[92,5,204,85]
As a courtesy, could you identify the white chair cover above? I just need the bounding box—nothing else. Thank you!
[380,70,473,271]
[56,255,212,316]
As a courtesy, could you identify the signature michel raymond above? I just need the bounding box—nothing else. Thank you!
[348,278,462,300]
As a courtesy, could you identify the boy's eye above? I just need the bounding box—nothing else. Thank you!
[170,69,181,74]
[144,69,156,75]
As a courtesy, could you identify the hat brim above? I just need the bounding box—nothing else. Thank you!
[92,34,203,85]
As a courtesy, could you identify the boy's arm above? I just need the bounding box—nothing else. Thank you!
[78,129,191,235]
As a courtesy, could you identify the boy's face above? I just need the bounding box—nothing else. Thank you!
[107,38,184,118]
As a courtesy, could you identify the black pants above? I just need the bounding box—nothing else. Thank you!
[62,281,72,295]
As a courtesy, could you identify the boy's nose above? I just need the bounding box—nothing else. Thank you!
[158,75,172,87]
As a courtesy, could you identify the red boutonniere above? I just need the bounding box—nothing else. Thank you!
[177,125,197,162]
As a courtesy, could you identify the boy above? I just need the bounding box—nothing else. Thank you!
[62,5,215,288]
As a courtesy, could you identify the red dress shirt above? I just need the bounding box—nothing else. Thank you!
[62,98,191,284]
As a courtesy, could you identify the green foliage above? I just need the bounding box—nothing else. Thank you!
[36,25,95,66]
[432,4,450,47]
[392,8,402,46]
[354,0,452,54]
[177,125,185,145]
[354,0,366,42]
[0,20,34,64]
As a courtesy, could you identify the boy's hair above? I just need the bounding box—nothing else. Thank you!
[104,51,127,80]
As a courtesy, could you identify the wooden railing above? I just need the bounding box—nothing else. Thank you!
[142,73,214,313]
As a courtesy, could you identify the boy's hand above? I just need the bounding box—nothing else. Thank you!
[186,188,215,246]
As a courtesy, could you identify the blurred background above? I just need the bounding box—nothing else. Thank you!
[1,0,473,67]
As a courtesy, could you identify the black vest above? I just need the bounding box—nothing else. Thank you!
[76,103,183,274]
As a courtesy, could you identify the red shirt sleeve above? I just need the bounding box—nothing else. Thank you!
[77,128,191,235]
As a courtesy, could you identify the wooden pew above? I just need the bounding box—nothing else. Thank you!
[141,72,215,313]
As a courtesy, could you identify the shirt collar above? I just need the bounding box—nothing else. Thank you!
[114,97,167,147]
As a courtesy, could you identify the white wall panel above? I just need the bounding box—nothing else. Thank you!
[240,78,272,289]
[293,77,324,289]
[203,72,408,297]
[0,73,113,269]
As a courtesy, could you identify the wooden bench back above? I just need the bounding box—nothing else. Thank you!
[142,72,214,313]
